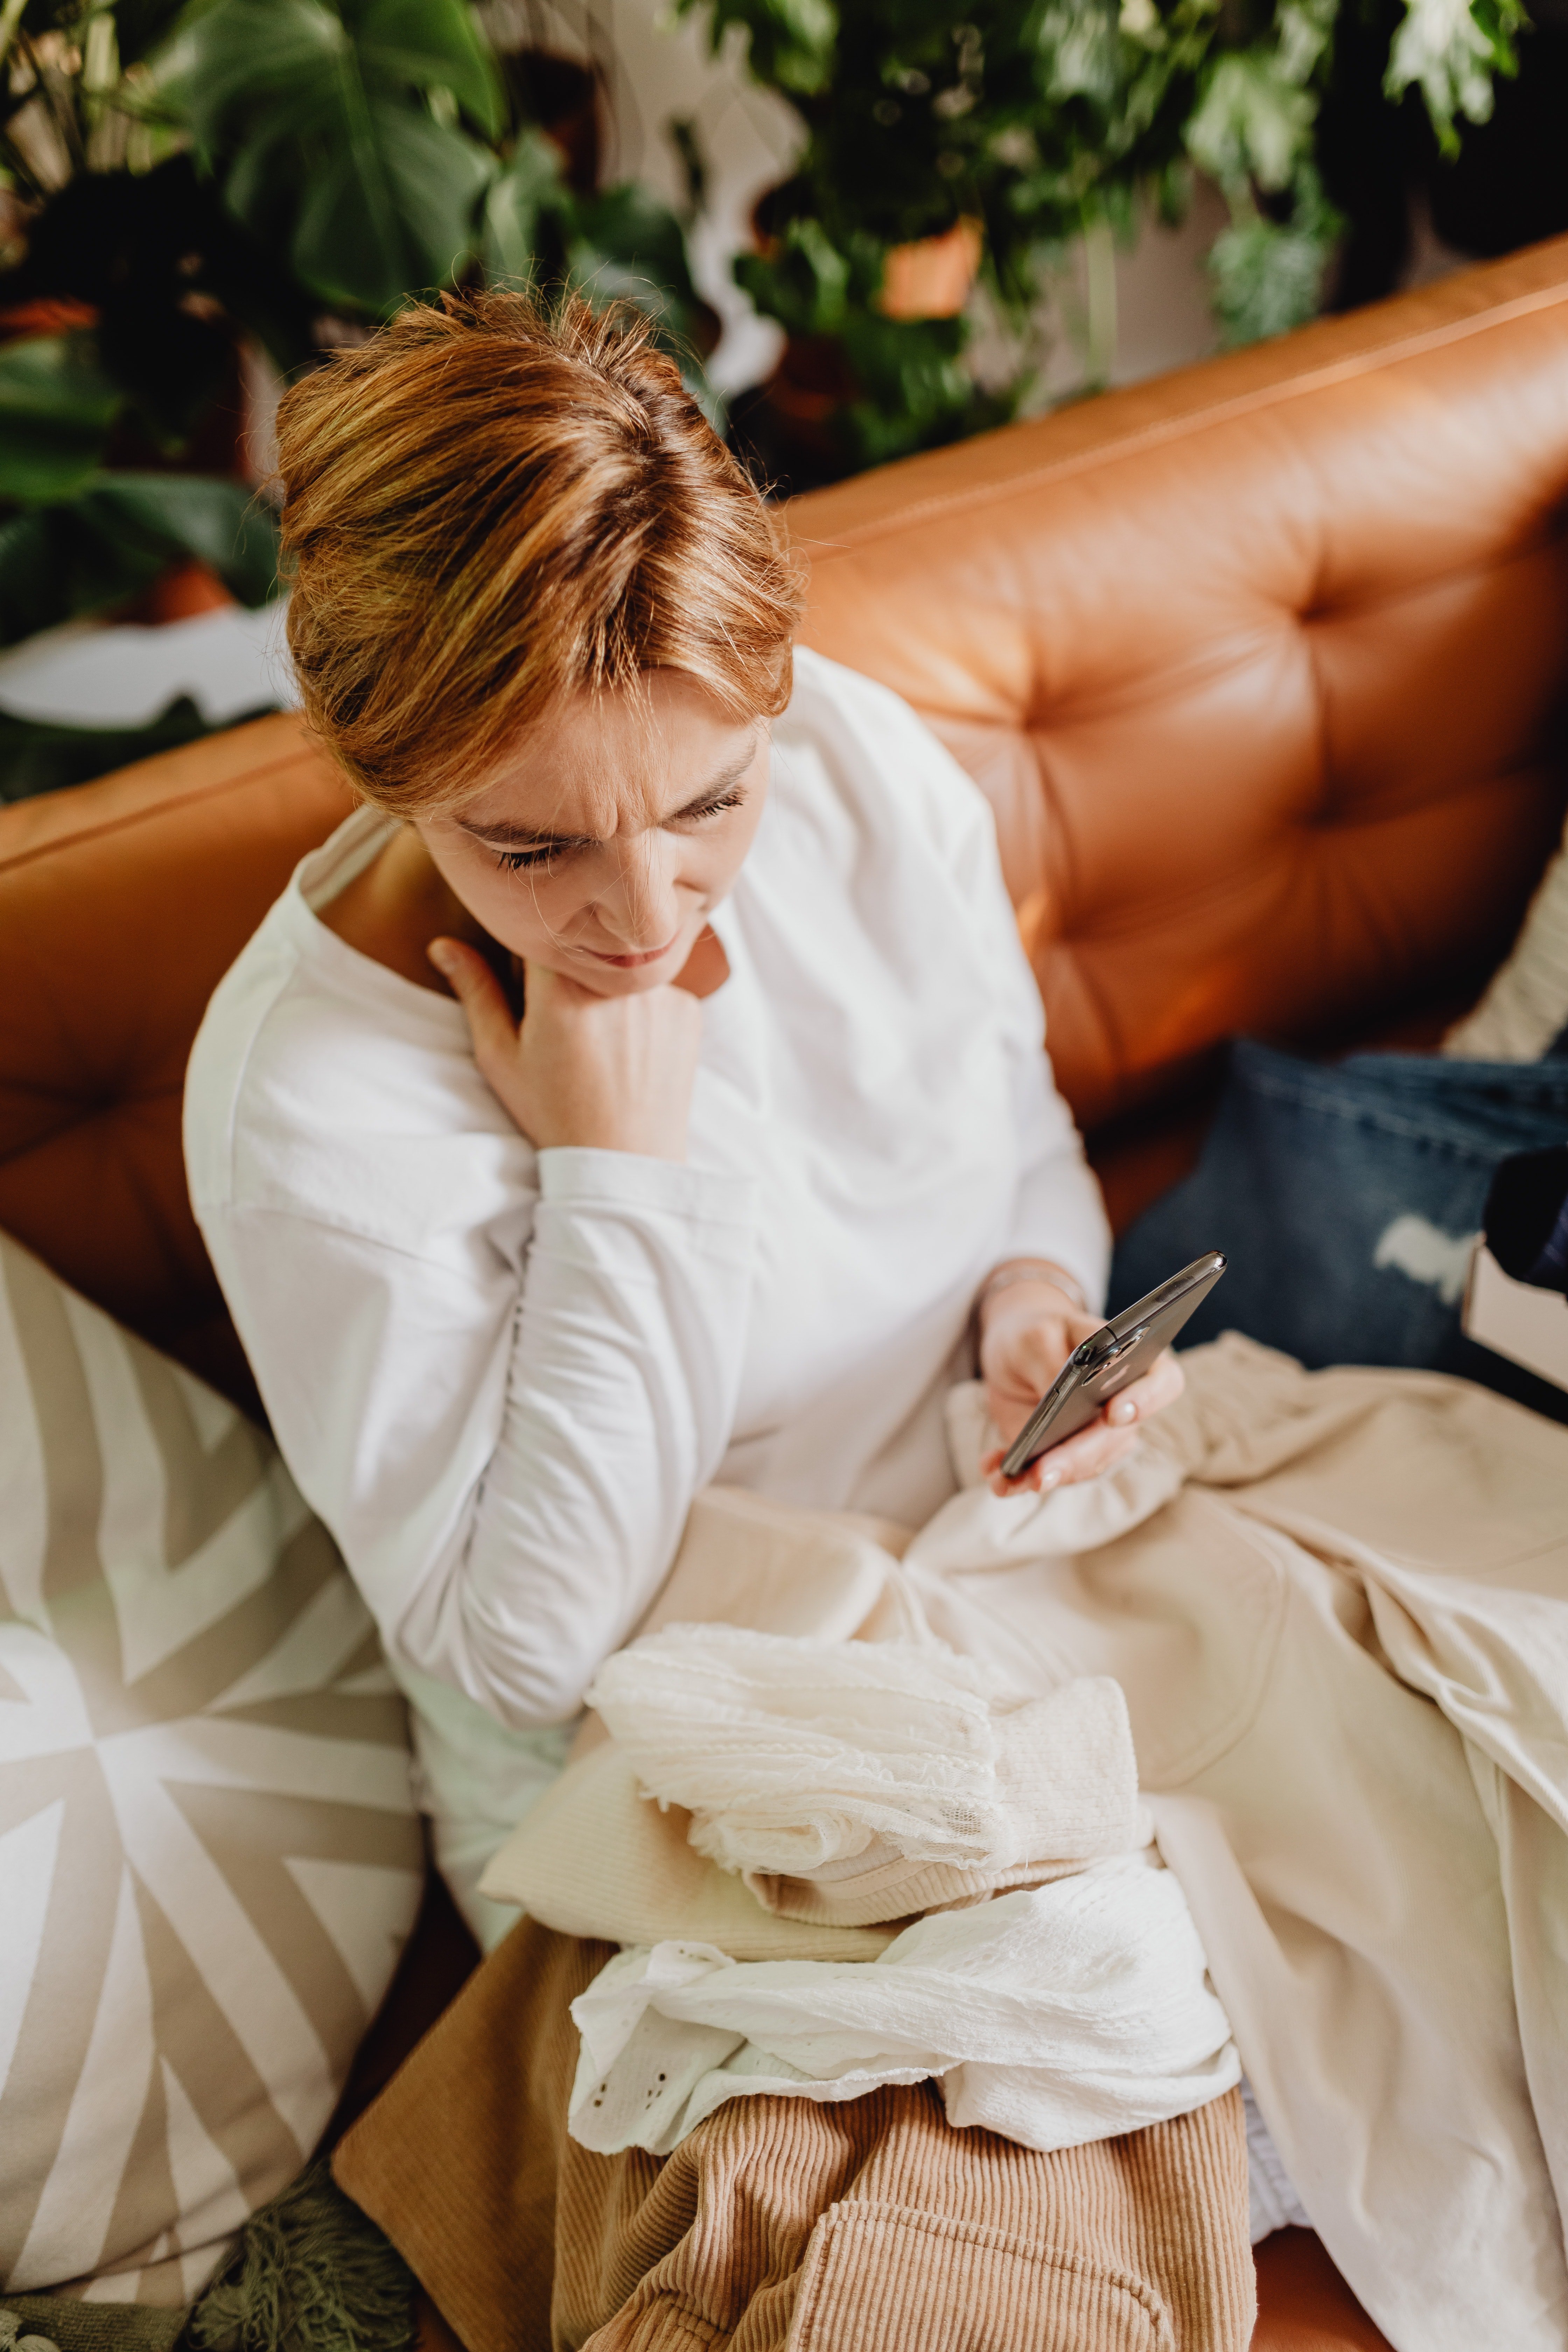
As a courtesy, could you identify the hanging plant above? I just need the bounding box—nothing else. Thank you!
[682,0,1529,481]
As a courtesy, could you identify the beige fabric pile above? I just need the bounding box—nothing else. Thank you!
[483,1334,1568,2352]
[923,1337,1568,2352]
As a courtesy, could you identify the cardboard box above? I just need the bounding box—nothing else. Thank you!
[1463,1240,1568,1393]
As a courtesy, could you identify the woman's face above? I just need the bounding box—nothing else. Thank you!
[416,670,769,997]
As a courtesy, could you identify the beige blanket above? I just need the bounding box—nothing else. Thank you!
[911,1336,1568,2352]
[489,1336,1568,2352]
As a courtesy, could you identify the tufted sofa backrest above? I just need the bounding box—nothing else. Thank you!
[794,236,1568,1131]
[0,723,351,1401]
[3,239,1568,1389]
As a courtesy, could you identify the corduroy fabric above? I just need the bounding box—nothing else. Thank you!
[333,1920,1252,2352]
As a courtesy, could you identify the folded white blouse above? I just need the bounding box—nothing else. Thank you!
[584,1622,1144,1887]
[569,1859,1239,2160]
[563,1620,1234,2160]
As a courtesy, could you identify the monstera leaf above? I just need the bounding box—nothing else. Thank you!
[157,0,504,314]
[481,125,572,282]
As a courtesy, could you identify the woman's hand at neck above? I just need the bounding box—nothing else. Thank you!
[322,829,718,1161]
[322,668,763,1158]
[428,936,702,1159]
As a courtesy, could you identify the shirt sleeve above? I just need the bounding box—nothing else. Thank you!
[936,749,1112,1314]
[202,1148,757,1730]
[999,1019,1113,1314]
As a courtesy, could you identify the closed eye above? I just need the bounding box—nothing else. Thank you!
[487,785,748,876]
[492,842,565,874]
[671,785,747,830]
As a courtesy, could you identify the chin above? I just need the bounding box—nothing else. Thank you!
[567,948,682,996]
[582,967,669,997]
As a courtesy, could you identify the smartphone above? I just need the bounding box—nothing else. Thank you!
[998,1251,1228,1482]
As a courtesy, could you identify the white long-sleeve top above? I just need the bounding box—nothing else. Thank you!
[185,650,1108,1920]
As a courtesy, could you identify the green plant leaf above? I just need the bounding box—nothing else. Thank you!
[155,0,499,313]
[355,0,504,136]
[481,125,567,282]
[0,472,280,646]
[92,474,281,603]
[1186,49,1316,192]
[572,182,699,304]
[292,97,493,309]
[0,332,122,433]
[736,216,849,336]
[158,0,352,159]
[1036,0,1121,107]
[680,0,837,97]
[0,334,122,501]
[1384,0,1526,155]
[1207,163,1341,345]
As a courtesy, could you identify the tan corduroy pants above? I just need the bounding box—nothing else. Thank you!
[334,1919,1253,2352]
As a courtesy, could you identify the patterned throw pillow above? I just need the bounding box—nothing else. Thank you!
[0,1234,423,2309]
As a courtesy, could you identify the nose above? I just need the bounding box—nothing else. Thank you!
[595,830,682,951]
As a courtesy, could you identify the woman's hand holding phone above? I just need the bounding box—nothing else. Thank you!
[976,1271,1185,1499]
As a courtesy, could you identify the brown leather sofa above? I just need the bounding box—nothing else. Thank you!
[7,235,1568,2351]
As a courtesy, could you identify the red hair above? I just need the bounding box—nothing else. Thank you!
[276,289,803,814]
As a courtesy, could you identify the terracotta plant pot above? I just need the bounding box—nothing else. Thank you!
[762,334,861,449]
[734,194,984,494]
[116,558,237,626]
[0,295,98,341]
[749,189,982,322]
[878,217,983,321]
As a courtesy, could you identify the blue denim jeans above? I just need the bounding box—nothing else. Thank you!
[1109,1041,1568,1421]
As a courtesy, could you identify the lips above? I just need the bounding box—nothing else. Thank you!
[581,935,680,969]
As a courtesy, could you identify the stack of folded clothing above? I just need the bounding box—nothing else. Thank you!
[481,1625,1239,2161]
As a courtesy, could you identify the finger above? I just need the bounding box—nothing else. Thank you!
[985,1395,1034,1448]
[427,939,519,1066]
[520,955,598,1014]
[983,1445,1064,1499]
[1101,1350,1186,1431]
[1135,1350,1187,1409]
[1010,1326,1076,1391]
[988,1357,1182,1494]
[1047,1418,1143,1486]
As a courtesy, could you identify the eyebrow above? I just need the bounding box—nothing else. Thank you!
[459,740,759,852]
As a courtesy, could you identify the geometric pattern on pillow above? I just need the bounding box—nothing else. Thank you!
[0,1234,422,2308]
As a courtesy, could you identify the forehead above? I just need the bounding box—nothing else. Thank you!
[453,673,759,840]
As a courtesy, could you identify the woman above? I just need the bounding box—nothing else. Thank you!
[184,289,1182,1944]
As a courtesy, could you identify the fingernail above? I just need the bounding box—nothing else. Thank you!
[427,941,456,973]
[1038,1467,1060,1491]
[1111,1398,1136,1424]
